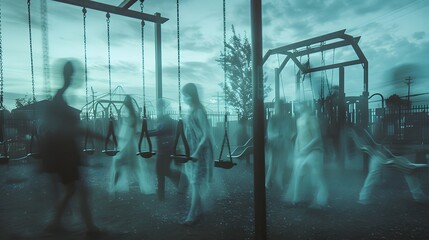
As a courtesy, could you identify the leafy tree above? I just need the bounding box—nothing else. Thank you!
[386,94,410,109]
[385,94,411,136]
[217,25,271,120]
[15,95,34,108]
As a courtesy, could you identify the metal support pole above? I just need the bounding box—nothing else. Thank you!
[155,12,162,100]
[295,71,301,101]
[338,66,345,169]
[275,68,279,103]
[362,62,369,172]
[339,67,345,126]
[251,0,266,239]
[363,62,369,96]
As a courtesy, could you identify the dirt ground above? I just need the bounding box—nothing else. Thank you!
[0,153,428,240]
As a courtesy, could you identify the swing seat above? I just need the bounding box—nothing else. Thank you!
[171,154,195,164]
[102,150,119,157]
[136,151,156,158]
[83,149,95,155]
[214,160,236,169]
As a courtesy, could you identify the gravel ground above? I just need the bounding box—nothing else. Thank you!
[0,154,428,240]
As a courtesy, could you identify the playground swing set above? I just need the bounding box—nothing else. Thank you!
[0,0,238,170]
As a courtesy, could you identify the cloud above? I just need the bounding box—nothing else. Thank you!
[2,1,29,26]
[351,0,411,15]
[162,65,179,86]
[413,31,426,40]
[367,36,429,97]
[179,25,219,52]
[230,1,251,32]
[3,0,429,111]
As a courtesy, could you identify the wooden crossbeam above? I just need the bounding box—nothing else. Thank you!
[51,0,168,23]
[303,59,363,74]
[276,37,360,58]
[269,29,346,54]
[263,30,366,68]
[272,37,361,72]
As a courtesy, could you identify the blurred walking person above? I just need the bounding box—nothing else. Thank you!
[40,59,101,237]
[284,102,328,209]
[109,95,155,194]
[149,99,185,201]
[180,83,214,225]
[265,100,294,191]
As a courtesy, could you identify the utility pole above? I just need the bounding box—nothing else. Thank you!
[405,76,413,105]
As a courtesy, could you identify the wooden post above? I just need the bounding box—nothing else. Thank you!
[275,68,279,103]
[251,0,267,239]
[338,66,345,169]
[155,13,162,100]
[362,62,369,172]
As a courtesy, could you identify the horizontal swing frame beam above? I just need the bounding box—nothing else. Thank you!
[263,29,366,70]
[283,37,360,60]
[276,37,361,74]
[266,29,347,58]
[51,0,168,23]
[303,59,363,74]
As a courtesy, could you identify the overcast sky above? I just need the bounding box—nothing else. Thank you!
[1,0,428,112]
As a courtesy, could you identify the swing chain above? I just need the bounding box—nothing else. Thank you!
[40,0,50,99]
[27,0,36,103]
[82,7,89,120]
[0,2,4,109]
[330,48,335,95]
[222,0,229,128]
[305,46,315,101]
[106,12,113,118]
[140,0,146,117]
[223,0,227,113]
[320,41,325,97]
[176,0,181,116]
[140,0,145,25]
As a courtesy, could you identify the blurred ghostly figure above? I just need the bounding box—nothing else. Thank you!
[109,95,155,194]
[265,100,293,191]
[284,102,328,209]
[40,59,101,236]
[181,83,214,225]
[358,153,428,205]
[149,98,184,201]
[350,122,429,205]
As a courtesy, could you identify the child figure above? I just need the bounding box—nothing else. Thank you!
[181,83,214,225]
[109,95,155,194]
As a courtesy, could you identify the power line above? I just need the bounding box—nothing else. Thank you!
[369,91,429,103]
[349,0,423,31]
